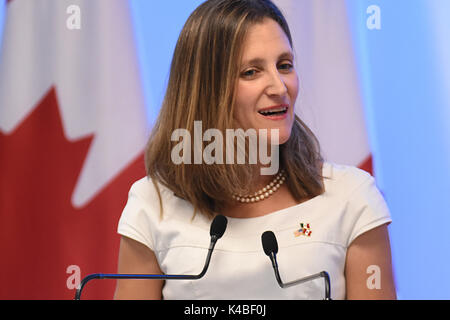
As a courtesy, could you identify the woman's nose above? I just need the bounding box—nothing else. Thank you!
[265,70,288,97]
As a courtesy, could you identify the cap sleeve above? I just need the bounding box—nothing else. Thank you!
[117,178,157,251]
[346,175,392,247]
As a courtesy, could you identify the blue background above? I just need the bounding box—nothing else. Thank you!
[1,0,449,299]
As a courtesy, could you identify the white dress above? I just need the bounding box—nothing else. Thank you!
[117,162,392,300]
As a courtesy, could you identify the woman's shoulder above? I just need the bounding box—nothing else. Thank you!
[320,162,391,247]
[322,161,374,195]
[118,176,198,249]
[126,176,190,216]
[129,176,175,200]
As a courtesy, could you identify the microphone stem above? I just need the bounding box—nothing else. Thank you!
[74,237,219,300]
[270,252,332,300]
[280,272,325,288]
[196,235,218,279]
[321,271,331,300]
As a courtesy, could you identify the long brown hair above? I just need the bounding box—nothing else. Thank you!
[145,0,324,219]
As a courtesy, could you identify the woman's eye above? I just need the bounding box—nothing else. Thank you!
[241,63,293,78]
[242,69,257,77]
[279,63,294,71]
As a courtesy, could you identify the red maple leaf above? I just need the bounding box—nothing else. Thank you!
[0,87,146,299]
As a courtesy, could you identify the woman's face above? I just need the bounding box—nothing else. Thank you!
[234,18,299,145]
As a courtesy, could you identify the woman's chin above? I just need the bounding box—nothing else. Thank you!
[266,127,292,145]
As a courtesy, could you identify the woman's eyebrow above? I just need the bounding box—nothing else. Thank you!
[242,51,294,66]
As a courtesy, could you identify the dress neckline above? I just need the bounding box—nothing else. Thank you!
[222,162,331,223]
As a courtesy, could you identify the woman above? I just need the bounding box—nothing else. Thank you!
[114,0,396,300]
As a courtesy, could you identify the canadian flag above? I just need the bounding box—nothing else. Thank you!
[0,0,148,299]
[275,0,373,173]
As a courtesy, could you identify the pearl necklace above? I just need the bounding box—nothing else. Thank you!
[232,170,286,203]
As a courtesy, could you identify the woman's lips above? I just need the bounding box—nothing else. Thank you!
[257,105,289,120]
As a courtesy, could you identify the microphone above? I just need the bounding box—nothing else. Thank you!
[261,231,332,300]
[74,214,228,300]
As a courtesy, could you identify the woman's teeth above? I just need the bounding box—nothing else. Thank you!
[258,106,288,116]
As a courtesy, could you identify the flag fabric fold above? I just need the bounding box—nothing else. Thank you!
[275,0,373,173]
[0,0,148,299]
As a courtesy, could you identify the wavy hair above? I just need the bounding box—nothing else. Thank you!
[145,0,324,218]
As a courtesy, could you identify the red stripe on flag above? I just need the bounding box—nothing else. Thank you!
[358,154,373,176]
[0,87,146,299]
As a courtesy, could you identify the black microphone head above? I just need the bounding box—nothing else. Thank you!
[261,231,278,256]
[210,215,228,239]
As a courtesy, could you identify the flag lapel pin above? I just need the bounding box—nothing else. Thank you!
[294,223,312,237]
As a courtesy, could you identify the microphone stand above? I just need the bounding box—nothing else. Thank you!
[268,252,332,300]
[262,231,332,300]
[74,233,223,300]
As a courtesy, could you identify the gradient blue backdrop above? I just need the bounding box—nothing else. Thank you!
[1,0,449,299]
[345,0,450,299]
